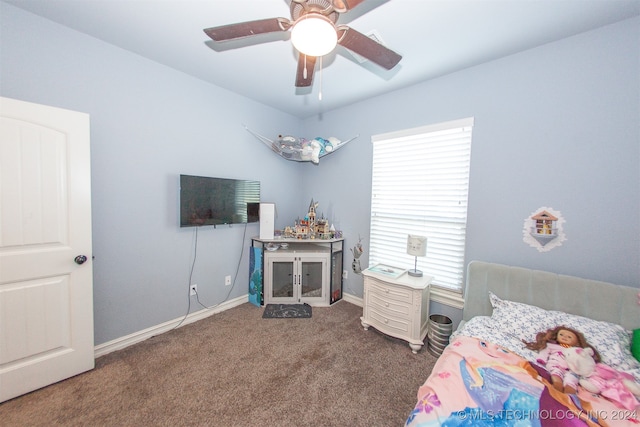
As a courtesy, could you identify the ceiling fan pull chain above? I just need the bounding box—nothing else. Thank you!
[303,55,308,79]
[319,56,323,101]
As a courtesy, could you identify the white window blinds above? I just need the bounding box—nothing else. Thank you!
[369,118,473,292]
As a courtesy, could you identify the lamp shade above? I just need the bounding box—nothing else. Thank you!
[291,14,337,57]
[407,235,427,257]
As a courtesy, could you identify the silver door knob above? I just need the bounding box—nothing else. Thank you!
[74,255,87,265]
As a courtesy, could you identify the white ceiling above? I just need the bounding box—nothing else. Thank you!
[4,0,640,118]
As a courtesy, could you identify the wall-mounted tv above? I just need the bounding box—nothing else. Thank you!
[180,174,260,227]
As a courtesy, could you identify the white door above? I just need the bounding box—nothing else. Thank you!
[0,97,94,402]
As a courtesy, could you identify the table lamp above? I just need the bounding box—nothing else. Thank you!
[406,234,427,277]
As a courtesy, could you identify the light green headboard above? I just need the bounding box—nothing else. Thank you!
[463,261,639,331]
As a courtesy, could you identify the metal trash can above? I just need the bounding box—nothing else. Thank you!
[427,314,453,357]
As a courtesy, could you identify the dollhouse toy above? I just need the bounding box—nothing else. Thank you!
[315,218,330,237]
[295,218,310,238]
[523,207,566,252]
[532,210,558,236]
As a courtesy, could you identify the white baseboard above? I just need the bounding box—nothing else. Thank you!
[94,293,363,358]
[341,292,363,307]
[94,294,249,358]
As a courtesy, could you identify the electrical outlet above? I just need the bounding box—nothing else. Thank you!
[190,284,197,296]
[343,270,348,279]
[225,275,231,286]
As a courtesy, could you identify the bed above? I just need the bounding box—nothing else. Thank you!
[406,261,640,427]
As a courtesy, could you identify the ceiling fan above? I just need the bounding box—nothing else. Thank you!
[203,0,402,87]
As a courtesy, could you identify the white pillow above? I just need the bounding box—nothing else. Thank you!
[489,292,634,368]
[489,292,557,343]
[453,315,539,361]
[552,310,632,367]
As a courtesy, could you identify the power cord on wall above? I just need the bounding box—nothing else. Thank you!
[194,221,247,311]
[173,225,201,330]
[174,222,249,330]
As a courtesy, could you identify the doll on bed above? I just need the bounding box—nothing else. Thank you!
[524,325,601,394]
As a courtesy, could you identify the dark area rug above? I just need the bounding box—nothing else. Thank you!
[262,303,312,318]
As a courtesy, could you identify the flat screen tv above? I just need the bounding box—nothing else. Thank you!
[180,174,260,227]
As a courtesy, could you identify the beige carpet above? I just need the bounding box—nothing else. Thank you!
[0,301,437,426]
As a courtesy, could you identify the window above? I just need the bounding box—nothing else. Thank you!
[369,118,473,294]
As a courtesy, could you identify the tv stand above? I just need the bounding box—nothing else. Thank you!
[251,238,343,307]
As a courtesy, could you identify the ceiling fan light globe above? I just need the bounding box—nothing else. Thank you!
[291,15,337,57]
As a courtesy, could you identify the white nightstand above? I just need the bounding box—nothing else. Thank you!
[361,266,432,353]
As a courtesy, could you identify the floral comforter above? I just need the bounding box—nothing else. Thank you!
[405,335,639,427]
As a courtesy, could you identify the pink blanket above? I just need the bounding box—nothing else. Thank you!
[406,336,639,427]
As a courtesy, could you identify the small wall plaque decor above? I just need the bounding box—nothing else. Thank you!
[523,207,566,252]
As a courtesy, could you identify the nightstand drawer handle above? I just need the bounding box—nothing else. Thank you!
[385,302,389,307]
[384,318,389,324]
[385,289,389,293]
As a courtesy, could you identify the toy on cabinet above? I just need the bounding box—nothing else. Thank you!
[284,199,339,240]
[351,236,364,274]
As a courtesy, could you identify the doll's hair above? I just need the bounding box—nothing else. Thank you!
[523,325,601,362]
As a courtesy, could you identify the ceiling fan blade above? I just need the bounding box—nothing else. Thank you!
[337,26,402,70]
[331,0,366,13]
[204,18,290,42]
[295,54,317,87]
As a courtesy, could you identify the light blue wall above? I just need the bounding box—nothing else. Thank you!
[1,4,302,344]
[2,2,638,343]
[302,17,640,324]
